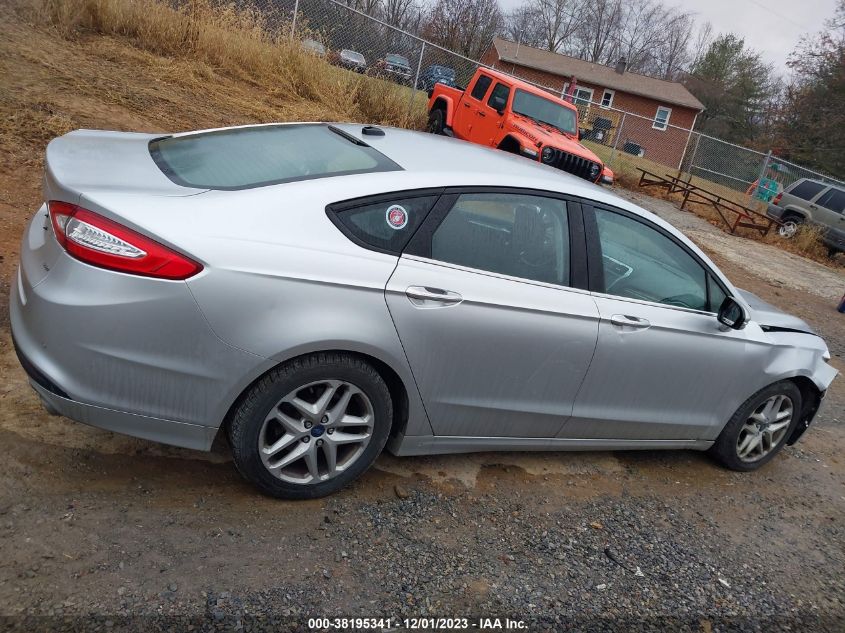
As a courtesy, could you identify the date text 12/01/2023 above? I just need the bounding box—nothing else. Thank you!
[308,617,528,630]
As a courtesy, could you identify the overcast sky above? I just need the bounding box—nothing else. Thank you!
[497,0,839,76]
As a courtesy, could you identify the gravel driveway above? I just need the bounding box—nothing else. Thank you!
[0,187,843,633]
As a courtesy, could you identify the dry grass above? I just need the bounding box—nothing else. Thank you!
[2,0,425,157]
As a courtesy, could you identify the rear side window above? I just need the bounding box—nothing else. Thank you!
[149,124,400,190]
[816,187,845,213]
[328,194,440,254]
[788,180,826,201]
[470,75,493,100]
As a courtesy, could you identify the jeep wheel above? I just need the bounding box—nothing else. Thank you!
[777,217,802,239]
[426,109,445,135]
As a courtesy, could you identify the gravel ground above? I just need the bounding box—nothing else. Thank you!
[1,179,844,632]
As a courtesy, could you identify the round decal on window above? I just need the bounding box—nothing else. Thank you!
[385,204,409,230]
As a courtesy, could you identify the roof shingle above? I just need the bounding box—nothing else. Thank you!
[490,38,705,111]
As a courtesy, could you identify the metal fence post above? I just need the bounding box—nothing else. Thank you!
[608,112,625,167]
[752,150,772,199]
[686,133,701,183]
[290,0,300,40]
[408,41,425,118]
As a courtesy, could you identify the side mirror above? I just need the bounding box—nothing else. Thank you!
[717,296,748,330]
[491,97,506,114]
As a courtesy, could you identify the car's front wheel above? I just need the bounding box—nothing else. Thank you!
[710,381,801,471]
[229,353,392,499]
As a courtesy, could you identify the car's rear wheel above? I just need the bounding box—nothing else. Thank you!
[709,381,801,472]
[229,353,392,499]
[426,109,445,135]
[777,216,803,238]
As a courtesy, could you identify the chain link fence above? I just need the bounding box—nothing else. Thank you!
[251,0,844,207]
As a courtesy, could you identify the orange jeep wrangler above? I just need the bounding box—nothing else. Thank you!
[427,68,613,185]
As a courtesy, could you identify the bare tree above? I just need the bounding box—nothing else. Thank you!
[574,0,622,62]
[655,10,695,79]
[382,0,423,30]
[422,0,504,59]
[502,5,546,49]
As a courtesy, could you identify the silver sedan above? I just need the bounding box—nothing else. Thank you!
[10,122,837,498]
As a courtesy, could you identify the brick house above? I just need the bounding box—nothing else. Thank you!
[481,38,705,168]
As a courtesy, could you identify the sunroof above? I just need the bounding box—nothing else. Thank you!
[149,123,401,190]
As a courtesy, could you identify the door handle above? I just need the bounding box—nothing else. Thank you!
[405,286,463,306]
[463,102,471,108]
[478,111,486,117]
[610,314,650,329]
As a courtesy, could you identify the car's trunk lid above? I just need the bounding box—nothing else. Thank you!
[44,129,206,204]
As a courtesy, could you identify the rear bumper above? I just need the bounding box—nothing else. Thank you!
[766,203,786,220]
[9,209,271,450]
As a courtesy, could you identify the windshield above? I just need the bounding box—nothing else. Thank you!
[512,90,578,135]
[386,54,410,66]
[432,66,455,78]
[342,50,365,63]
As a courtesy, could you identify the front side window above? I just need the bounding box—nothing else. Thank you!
[470,75,493,100]
[594,208,711,311]
[816,187,845,213]
[512,90,578,135]
[788,180,826,201]
[431,193,570,286]
[487,82,511,111]
[330,194,439,254]
[653,106,671,130]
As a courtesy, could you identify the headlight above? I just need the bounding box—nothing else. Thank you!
[541,146,556,164]
[589,163,601,180]
[520,147,538,159]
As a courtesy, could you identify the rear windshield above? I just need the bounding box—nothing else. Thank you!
[342,50,365,63]
[149,124,400,190]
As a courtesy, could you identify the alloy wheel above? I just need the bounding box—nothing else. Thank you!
[735,394,793,462]
[778,221,799,239]
[258,380,374,484]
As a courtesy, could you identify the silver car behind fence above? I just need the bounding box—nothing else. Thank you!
[11,123,837,498]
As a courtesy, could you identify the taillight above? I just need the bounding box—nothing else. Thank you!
[773,192,783,205]
[48,201,202,280]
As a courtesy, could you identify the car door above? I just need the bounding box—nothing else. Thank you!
[454,74,493,139]
[385,189,600,438]
[812,186,845,231]
[566,204,769,441]
[475,81,511,146]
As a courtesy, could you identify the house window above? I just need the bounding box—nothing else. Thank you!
[572,87,594,106]
[653,106,671,130]
[600,90,614,109]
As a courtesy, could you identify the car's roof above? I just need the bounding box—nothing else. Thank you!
[330,122,602,190]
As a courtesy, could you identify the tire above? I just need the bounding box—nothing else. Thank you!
[426,108,445,135]
[709,381,802,472]
[228,352,392,499]
[777,215,803,239]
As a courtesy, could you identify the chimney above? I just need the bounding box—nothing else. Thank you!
[615,57,627,74]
